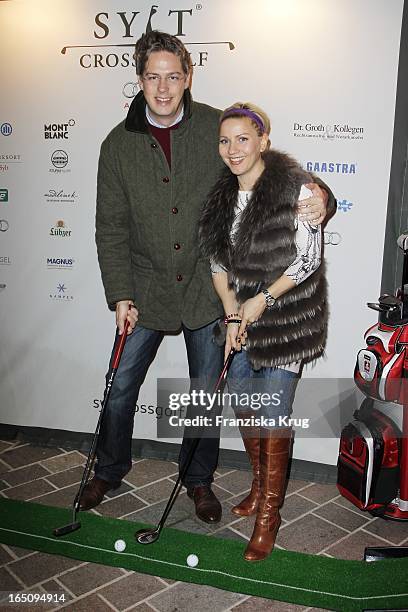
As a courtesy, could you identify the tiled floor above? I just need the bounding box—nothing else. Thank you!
[1,438,407,611]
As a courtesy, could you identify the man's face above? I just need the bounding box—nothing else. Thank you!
[139,51,190,127]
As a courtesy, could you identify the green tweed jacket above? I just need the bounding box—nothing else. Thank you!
[95,89,225,330]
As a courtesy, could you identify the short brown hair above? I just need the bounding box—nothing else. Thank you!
[134,30,192,76]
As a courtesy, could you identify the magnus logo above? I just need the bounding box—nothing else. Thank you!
[50,150,70,174]
[305,161,356,175]
[61,6,234,70]
[337,199,353,212]
[0,189,8,202]
[49,283,74,301]
[0,123,12,136]
[44,189,78,203]
[44,119,75,139]
[46,257,75,269]
[0,256,11,265]
[293,122,364,141]
[50,220,71,237]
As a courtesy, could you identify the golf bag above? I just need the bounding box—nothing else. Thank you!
[337,398,400,514]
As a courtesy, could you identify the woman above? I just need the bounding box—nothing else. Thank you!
[199,103,328,561]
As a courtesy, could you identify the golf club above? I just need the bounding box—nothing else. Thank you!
[53,319,130,537]
[135,347,237,544]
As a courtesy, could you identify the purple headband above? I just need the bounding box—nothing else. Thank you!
[221,107,265,133]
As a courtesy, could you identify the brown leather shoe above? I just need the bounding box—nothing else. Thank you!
[187,485,222,523]
[232,414,260,516]
[244,429,291,561]
[79,477,120,511]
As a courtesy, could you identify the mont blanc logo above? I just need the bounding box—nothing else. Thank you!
[44,188,78,204]
[305,161,357,175]
[50,220,72,237]
[49,282,74,301]
[61,6,234,70]
[44,119,76,140]
[293,122,364,141]
[46,257,75,269]
[50,150,70,173]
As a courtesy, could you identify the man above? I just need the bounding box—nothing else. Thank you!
[82,30,333,524]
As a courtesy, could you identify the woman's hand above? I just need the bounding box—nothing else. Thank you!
[225,322,241,361]
[238,294,266,338]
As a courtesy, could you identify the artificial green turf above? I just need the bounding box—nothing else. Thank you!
[0,499,407,611]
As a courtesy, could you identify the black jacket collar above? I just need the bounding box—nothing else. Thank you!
[125,88,193,134]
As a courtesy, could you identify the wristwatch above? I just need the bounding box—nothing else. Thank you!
[262,289,276,310]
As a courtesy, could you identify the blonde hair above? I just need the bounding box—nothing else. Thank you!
[220,102,271,149]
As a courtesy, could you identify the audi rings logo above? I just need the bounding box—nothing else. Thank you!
[324,231,342,246]
[0,220,9,232]
[123,82,139,98]
[51,150,68,168]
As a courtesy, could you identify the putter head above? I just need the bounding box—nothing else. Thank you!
[53,521,81,537]
[135,527,160,545]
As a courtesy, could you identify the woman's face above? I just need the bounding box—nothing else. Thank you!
[218,117,268,187]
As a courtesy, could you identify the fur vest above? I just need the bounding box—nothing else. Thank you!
[199,149,328,369]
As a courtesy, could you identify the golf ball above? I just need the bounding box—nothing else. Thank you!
[186,553,199,567]
[114,539,126,552]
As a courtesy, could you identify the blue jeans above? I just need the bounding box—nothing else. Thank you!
[226,349,299,425]
[95,321,223,487]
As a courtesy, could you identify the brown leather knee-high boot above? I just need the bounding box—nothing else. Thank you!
[244,427,291,561]
[231,414,260,516]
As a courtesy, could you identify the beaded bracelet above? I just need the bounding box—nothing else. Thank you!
[224,313,239,325]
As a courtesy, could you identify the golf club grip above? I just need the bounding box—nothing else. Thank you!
[213,348,236,392]
[112,319,130,369]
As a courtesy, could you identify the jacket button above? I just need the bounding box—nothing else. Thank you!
[174,243,181,250]
[172,207,178,214]
[151,142,158,148]
[176,274,183,281]
[162,176,170,183]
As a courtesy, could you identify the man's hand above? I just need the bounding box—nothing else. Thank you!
[116,300,138,335]
[297,183,328,225]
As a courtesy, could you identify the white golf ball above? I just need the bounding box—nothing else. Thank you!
[186,553,199,567]
[114,539,126,552]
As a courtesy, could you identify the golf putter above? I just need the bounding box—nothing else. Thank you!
[136,347,237,544]
[53,318,130,537]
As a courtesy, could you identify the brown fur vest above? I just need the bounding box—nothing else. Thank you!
[199,149,328,369]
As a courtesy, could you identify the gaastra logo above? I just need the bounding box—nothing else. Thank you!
[305,161,356,174]
[50,220,71,237]
[46,257,74,269]
[44,119,76,139]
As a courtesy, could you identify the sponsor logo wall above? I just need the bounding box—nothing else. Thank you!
[0,0,404,465]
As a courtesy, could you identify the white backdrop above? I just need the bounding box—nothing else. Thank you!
[0,0,404,465]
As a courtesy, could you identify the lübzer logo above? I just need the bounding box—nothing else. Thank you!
[0,256,11,265]
[50,220,71,237]
[44,119,76,140]
[44,189,78,203]
[50,150,70,173]
[46,257,75,269]
[324,231,342,246]
[293,122,364,141]
[61,6,234,69]
[0,220,9,232]
[305,161,356,175]
[49,283,74,301]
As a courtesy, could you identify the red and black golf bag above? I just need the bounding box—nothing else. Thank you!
[337,234,408,518]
